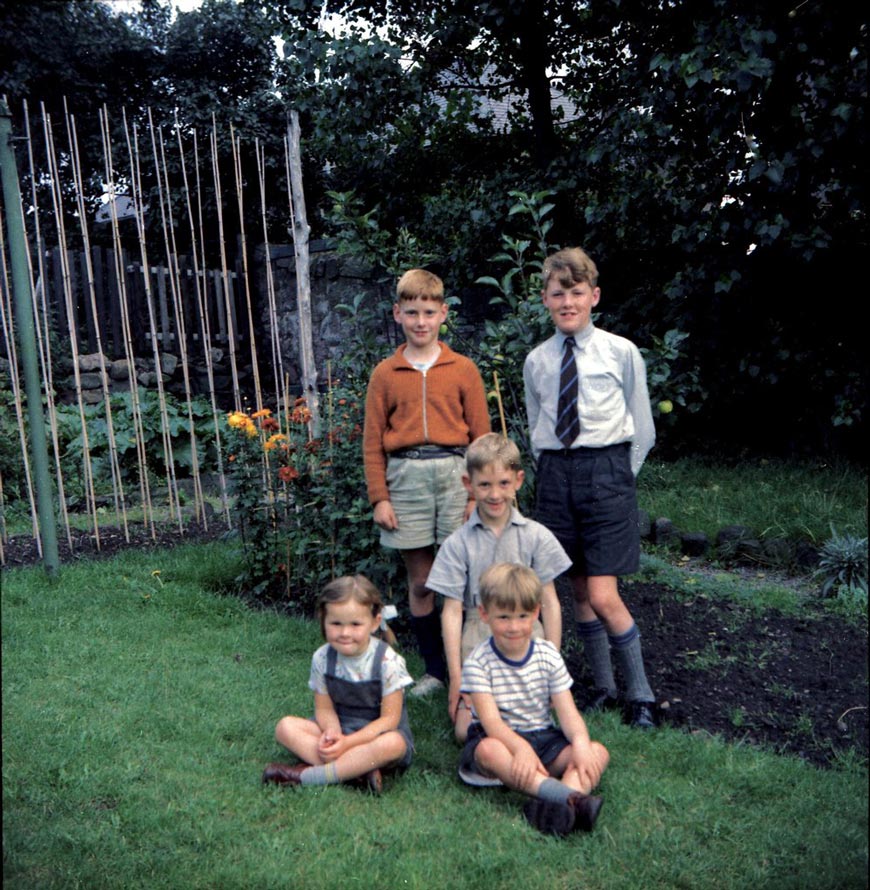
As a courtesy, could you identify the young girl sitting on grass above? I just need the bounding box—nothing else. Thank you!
[262,575,414,794]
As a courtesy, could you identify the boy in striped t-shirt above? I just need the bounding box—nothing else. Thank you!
[459,563,610,837]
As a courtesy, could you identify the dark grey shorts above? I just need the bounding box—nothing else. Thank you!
[534,442,640,577]
[459,723,570,778]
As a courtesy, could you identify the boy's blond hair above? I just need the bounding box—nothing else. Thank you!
[317,574,382,637]
[466,433,523,476]
[479,563,542,613]
[396,268,445,303]
[541,247,599,289]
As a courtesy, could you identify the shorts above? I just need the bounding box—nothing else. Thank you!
[458,722,570,785]
[336,713,414,769]
[460,610,544,663]
[379,454,467,550]
[535,442,640,577]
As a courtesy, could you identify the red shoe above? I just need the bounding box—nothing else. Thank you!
[262,762,307,786]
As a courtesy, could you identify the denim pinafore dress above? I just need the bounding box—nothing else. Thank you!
[325,638,414,767]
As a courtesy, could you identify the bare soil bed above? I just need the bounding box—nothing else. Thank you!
[3,523,866,769]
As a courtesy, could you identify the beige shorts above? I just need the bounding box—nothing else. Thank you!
[460,610,545,662]
[379,454,467,550]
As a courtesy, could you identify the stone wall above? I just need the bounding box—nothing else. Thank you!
[50,242,393,406]
[258,241,395,389]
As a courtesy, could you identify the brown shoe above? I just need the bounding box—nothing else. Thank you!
[566,791,604,832]
[364,768,383,795]
[262,762,307,786]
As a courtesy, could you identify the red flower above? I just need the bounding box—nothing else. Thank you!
[278,466,299,483]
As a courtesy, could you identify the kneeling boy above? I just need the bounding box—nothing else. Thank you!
[427,433,570,743]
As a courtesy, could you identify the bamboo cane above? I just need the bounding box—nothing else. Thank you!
[210,115,241,410]
[22,100,72,549]
[150,111,205,529]
[65,102,129,540]
[99,106,155,537]
[173,115,226,527]
[492,370,509,438]
[42,108,101,548]
[186,123,231,526]
[230,125,263,414]
[255,137,286,423]
[0,211,41,554]
[0,471,6,560]
[123,111,182,532]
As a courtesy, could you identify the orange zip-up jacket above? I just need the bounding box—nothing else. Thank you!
[363,342,491,506]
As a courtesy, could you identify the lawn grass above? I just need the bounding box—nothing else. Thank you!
[3,542,868,890]
[637,456,867,545]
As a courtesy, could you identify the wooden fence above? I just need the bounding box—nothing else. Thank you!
[36,245,247,360]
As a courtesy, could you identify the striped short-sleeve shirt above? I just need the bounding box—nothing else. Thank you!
[461,637,573,733]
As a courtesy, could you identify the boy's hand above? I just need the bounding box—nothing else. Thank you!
[510,742,547,793]
[448,685,470,724]
[572,741,604,790]
[463,499,476,522]
[373,500,399,530]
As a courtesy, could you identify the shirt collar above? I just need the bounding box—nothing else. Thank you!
[558,323,594,351]
[470,506,527,528]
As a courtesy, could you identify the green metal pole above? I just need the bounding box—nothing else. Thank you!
[0,97,59,574]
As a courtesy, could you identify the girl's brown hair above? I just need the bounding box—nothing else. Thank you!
[317,575,383,637]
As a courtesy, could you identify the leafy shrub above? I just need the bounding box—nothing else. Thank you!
[54,390,218,505]
[815,527,868,601]
[0,370,27,504]
[223,381,401,613]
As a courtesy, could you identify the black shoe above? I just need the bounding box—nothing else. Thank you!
[626,700,657,729]
[583,688,619,714]
[522,798,576,837]
[566,792,604,832]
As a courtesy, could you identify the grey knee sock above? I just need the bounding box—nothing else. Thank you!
[609,623,654,702]
[537,778,572,804]
[299,763,340,786]
[576,619,617,696]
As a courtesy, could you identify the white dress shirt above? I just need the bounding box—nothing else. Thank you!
[523,324,655,475]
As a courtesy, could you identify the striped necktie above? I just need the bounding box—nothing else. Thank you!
[555,336,579,447]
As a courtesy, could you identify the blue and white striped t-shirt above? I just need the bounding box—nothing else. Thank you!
[460,637,573,733]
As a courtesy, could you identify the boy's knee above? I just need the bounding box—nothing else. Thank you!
[474,736,503,768]
[592,740,610,772]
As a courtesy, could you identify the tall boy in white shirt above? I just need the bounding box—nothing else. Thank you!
[523,247,657,729]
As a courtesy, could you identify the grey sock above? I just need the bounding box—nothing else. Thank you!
[299,763,339,786]
[610,623,655,702]
[537,778,572,804]
[576,619,617,696]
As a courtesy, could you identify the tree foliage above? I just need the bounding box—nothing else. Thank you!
[1,0,865,457]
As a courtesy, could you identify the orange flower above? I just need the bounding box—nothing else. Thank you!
[227,410,250,429]
[251,408,272,419]
[264,433,288,452]
[261,416,280,432]
[278,466,299,483]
